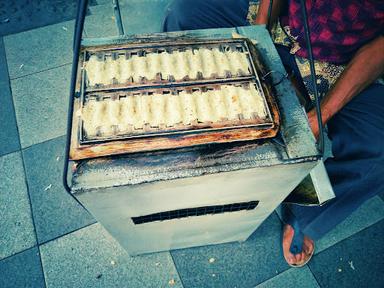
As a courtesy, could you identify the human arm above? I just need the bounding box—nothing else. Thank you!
[308,36,384,139]
[254,0,286,25]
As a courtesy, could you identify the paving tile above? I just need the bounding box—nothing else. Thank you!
[40,223,183,288]
[0,0,80,36]
[23,136,95,244]
[95,0,113,5]
[275,196,384,254]
[84,0,171,38]
[171,213,290,288]
[308,219,384,288]
[120,0,171,35]
[0,152,36,260]
[255,266,320,288]
[0,247,45,288]
[0,37,20,156]
[378,189,384,202]
[4,20,74,79]
[84,4,119,38]
[315,196,384,253]
[11,64,71,148]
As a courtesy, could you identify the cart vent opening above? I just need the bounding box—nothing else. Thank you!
[131,200,259,225]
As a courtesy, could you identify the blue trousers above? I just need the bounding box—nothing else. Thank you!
[163,0,384,239]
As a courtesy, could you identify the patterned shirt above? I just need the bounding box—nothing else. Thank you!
[280,0,384,64]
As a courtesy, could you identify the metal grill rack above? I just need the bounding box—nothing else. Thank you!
[83,39,257,91]
[79,81,274,145]
[70,38,280,159]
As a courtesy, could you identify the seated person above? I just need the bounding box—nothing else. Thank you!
[163,0,384,267]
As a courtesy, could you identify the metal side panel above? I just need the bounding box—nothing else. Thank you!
[284,161,335,206]
[310,161,335,205]
[74,161,316,255]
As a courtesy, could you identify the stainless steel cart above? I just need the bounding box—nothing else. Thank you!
[63,0,334,255]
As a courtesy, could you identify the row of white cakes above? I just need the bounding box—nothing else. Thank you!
[85,48,251,86]
[82,84,267,137]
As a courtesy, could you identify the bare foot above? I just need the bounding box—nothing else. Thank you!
[283,224,314,267]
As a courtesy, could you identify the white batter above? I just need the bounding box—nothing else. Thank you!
[84,48,251,86]
[82,84,267,138]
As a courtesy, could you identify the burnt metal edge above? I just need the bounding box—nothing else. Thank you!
[70,155,321,194]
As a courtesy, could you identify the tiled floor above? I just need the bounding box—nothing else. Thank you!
[1,1,384,288]
[0,39,20,155]
[22,136,95,243]
[0,0,85,36]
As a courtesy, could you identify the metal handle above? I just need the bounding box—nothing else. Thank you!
[299,0,324,155]
[63,0,89,193]
[113,0,125,35]
[267,0,324,155]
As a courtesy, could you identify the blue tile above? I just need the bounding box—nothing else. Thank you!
[171,213,290,288]
[315,196,384,253]
[275,196,384,255]
[120,0,172,34]
[40,223,183,288]
[84,0,171,38]
[379,190,384,202]
[4,21,74,79]
[0,152,36,260]
[0,247,45,288]
[95,0,114,4]
[255,266,319,288]
[308,219,384,288]
[0,0,96,36]
[0,37,20,156]
[11,64,71,148]
[23,136,95,244]
[84,4,119,38]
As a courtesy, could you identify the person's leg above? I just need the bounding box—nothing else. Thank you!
[289,83,384,240]
[275,45,317,266]
[162,0,250,32]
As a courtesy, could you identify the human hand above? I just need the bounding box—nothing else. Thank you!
[307,109,319,140]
